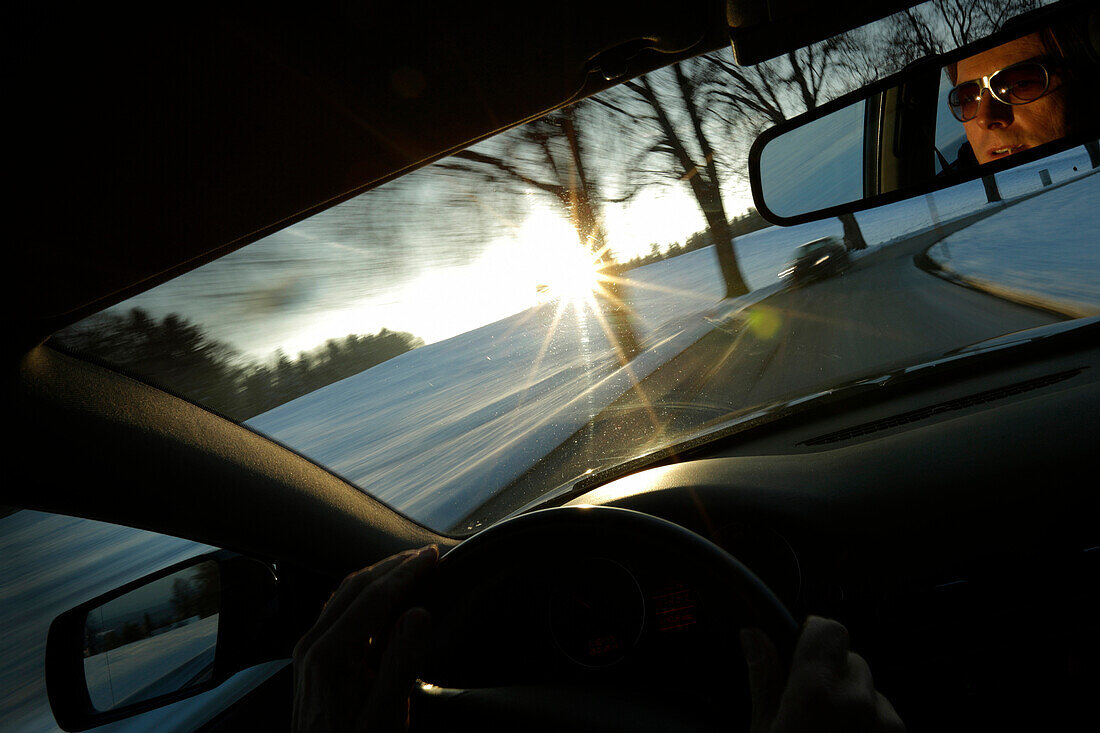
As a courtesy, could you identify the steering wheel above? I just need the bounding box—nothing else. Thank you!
[412,505,797,732]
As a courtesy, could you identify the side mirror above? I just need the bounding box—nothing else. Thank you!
[749,2,1100,224]
[46,551,291,731]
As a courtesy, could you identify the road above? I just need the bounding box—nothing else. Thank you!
[463,217,1065,527]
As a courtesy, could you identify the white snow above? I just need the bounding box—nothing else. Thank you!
[248,247,775,529]
[926,168,1100,314]
[84,616,218,711]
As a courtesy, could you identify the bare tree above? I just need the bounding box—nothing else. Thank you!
[706,38,873,251]
[440,102,642,361]
[882,0,1045,59]
[446,105,618,264]
[619,61,751,297]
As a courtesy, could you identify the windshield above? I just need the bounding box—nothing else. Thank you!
[797,239,836,256]
[51,0,1095,535]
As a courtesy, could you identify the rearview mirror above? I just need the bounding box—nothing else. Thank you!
[749,2,1100,224]
[46,551,291,731]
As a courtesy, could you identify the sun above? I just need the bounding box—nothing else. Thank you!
[533,238,606,304]
[515,208,607,305]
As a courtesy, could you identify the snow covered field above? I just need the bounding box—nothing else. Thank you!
[248,247,765,530]
[248,145,1099,532]
[926,167,1100,315]
[85,615,218,711]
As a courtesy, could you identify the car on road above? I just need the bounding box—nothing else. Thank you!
[778,236,850,287]
[6,2,1098,732]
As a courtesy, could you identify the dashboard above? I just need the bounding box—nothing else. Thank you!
[573,341,1099,731]
[420,339,1099,732]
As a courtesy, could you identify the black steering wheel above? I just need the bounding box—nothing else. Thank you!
[412,505,797,732]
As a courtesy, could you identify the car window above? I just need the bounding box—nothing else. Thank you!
[799,240,832,254]
[48,0,1093,536]
[0,509,285,732]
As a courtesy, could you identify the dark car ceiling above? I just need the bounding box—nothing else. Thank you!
[10,0,918,353]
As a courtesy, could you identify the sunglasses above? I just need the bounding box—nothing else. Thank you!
[947,60,1057,122]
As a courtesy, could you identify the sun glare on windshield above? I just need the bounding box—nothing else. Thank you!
[517,208,608,306]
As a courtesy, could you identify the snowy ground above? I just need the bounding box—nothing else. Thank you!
[85,616,218,711]
[925,163,1100,315]
[248,146,1099,532]
[248,248,767,529]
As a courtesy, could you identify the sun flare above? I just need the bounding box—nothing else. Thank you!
[533,240,606,303]
[514,208,607,305]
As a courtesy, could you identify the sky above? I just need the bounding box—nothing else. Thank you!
[97,169,740,360]
[269,184,732,351]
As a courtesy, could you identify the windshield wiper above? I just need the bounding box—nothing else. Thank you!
[515,316,1099,515]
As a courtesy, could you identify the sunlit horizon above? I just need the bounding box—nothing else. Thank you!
[92,171,761,368]
[229,188,738,361]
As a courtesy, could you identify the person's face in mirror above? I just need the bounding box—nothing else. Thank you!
[953,32,1069,165]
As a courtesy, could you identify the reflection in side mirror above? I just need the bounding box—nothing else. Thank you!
[47,551,291,732]
[82,561,220,711]
[750,4,1100,224]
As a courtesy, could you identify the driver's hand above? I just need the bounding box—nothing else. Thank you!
[292,545,438,732]
[741,616,905,733]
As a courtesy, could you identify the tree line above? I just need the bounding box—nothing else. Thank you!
[619,208,772,271]
[53,308,424,422]
[83,562,221,656]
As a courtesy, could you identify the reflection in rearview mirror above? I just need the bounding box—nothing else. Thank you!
[752,11,1100,223]
[81,561,220,711]
[946,35,1071,167]
[758,101,866,219]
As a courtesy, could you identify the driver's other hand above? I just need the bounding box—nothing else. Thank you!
[741,616,905,733]
[292,545,438,733]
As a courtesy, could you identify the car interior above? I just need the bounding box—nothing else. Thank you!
[8,1,1098,731]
